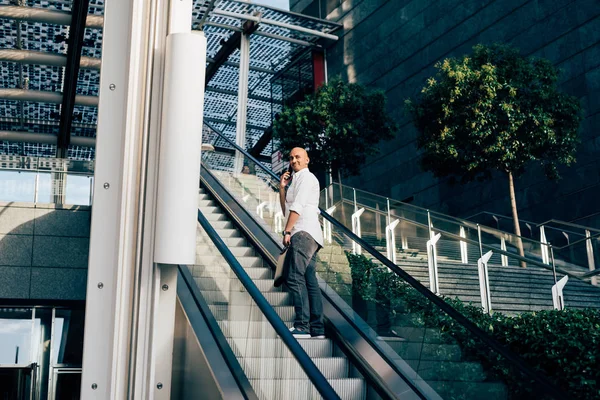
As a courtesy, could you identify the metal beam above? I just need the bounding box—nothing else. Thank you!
[206,56,273,74]
[205,85,271,103]
[0,116,95,129]
[0,88,98,106]
[0,5,103,28]
[57,0,91,158]
[249,126,272,158]
[205,20,258,85]
[0,49,101,69]
[204,117,266,132]
[211,144,270,163]
[212,8,339,41]
[203,21,316,48]
[0,130,95,147]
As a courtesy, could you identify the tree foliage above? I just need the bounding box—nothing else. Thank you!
[273,78,397,177]
[347,253,600,399]
[406,44,581,182]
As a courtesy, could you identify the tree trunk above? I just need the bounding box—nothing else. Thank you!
[508,171,526,268]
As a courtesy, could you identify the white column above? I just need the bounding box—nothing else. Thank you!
[459,226,468,264]
[234,32,250,175]
[385,219,400,264]
[351,207,365,255]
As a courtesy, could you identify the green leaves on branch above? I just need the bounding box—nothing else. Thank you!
[406,44,582,182]
[273,78,398,177]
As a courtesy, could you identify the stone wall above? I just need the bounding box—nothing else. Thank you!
[0,202,90,300]
[292,0,600,226]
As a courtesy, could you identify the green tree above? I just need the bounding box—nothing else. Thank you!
[406,44,581,265]
[273,78,397,178]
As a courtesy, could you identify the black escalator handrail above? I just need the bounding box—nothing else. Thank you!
[204,129,569,399]
[196,209,341,400]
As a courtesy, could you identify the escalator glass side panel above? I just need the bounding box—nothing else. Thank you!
[192,188,363,399]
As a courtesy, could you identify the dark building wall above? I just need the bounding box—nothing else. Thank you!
[292,0,600,225]
[0,202,89,300]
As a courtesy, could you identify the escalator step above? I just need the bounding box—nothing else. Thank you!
[239,357,348,379]
[226,337,333,358]
[249,378,366,400]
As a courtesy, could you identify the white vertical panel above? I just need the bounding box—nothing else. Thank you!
[154,31,206,264]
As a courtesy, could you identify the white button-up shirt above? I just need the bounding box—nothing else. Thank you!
[285,167,324,247]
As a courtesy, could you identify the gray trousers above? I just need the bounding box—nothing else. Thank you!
[284,231,324,335]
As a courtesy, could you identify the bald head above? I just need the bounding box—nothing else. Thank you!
[289,147,310,172]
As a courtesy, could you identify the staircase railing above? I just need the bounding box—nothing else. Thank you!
[467,211,600,281]
[323,183,598,274]
[199,123,570,399]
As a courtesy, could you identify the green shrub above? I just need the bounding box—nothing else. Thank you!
[346,252,600,399]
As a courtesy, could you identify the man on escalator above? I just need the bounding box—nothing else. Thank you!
[279,147,325,339]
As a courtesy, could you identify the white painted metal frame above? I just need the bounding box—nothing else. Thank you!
[477,251,493,314]
[233,32,250,176]
[552,275,568,310]
[427,232,441,295]
[80,0,201,398]
[385,218,400,264]
[459,226,468,264]
[585,230,597,285]
[540,226,550,264]
[351,207,365,255]
[323,205,336,244]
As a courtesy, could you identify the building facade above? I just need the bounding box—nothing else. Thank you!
[292,0,600,226]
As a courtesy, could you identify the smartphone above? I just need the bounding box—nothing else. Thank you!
[286,165,293,183]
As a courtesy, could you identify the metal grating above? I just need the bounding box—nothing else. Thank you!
[0,0,339,162]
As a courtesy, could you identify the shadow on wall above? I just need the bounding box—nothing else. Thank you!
[0,202,91,301]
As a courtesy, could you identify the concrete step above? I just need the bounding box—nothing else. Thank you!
[213,228,242,238]
[426,380,508,399]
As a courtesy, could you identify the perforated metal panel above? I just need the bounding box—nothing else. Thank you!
[0,0,339,162]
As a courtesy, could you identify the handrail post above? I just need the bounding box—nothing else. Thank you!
[351,208,365,255]
[550,245,568,310]
[353,188,357,212]
[478,251,493,314]
[385,219,400,264]
[459,226,468,264]
[500,236,508,267]
[477,224,483,259]
[585,230,597,285]
[323,205,336,244]
[274,211,284,233]
[540,226,550,264]
[427,232,441,295]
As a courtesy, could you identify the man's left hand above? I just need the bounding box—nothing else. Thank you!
[283,233,291,247]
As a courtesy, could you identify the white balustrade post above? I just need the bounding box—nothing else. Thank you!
[427,232,441,295]
[385,219,400,264]
[540,226,550,264]
[256,201,268,219]
[500,237,508,267]
[323,206,336,244]
[478,251,493,314]
[274,211,284,233]
[459,226,468,264]
[552,275,569,310]
[585,230,597,286]
[351,208,365,255]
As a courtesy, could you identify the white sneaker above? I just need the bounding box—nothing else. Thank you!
[289,327,311,339]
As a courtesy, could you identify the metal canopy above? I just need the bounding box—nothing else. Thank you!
[0,0,339,162]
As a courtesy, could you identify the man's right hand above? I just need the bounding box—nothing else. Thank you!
[280,170,291,189]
